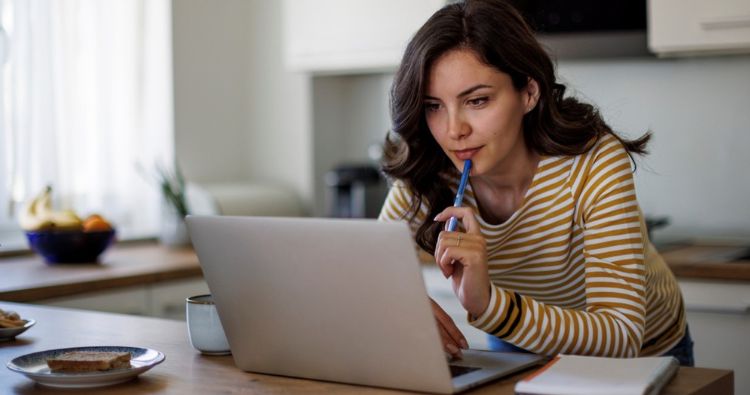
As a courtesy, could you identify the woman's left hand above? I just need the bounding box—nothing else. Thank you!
[434,207,491,318]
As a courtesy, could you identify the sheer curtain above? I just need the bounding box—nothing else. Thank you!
[0,0,173,246]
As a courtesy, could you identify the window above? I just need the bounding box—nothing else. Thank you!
[0,0,173,250]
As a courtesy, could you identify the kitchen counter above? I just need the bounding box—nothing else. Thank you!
[660,243,750,282]
[0,243,202,302]
[0,302,735,394]
[1,241,749,305]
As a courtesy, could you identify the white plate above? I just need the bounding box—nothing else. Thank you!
[6,346,166,389]
[0,319,35,341]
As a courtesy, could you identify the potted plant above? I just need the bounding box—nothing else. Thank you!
[140,162,191,247]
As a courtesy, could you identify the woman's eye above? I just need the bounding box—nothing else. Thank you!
[468,97,488,107]
[424,102,441,112]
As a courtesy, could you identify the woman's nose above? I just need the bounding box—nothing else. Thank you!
[447,112,470,139]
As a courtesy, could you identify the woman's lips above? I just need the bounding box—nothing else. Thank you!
[454,147,481,161]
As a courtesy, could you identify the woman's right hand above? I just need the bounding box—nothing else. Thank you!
[430,298,469,359]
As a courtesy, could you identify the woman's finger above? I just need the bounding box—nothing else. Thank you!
[436,232,483,279]
[432,302,469,350]
[431,299,466,357]
[435,231,456,278]
[436,321,462,358]
[434,207,481,235]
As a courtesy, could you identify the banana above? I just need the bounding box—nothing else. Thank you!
[47,209,83,230]
[18,187,54,231]
[18,186,83,231]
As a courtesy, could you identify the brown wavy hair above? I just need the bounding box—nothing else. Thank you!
[382,0,650,255]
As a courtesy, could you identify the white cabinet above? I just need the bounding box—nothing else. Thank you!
[678,279,750,395]
[283,0,444,74]
[648,0,750,56]
[41,286,151,316]
[149,278,210,320]
[40,278,210,321]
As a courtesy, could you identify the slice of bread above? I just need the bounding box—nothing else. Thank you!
[47,351,132,372]
[0,308,25,328]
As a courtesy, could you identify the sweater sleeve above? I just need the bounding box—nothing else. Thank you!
[378,181,430,225]
[378,181,413,222]
[469,137,646,357]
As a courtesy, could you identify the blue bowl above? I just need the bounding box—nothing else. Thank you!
[25,229,116,264]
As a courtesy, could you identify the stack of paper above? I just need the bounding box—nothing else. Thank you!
[515,354,679,395]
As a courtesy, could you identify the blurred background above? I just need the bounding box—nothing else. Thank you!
[1,0,749,250]
[1,2,749,392]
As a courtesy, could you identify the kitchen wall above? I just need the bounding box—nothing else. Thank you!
[172,0,252,183]
[172,0,313,212]
[311,75,392,215]
[557,56,750,240]
[172,1,750,240]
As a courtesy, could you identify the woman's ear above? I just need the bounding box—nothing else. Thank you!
[524,78,540,113]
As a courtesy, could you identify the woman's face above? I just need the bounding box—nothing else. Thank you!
[424,49,538,177]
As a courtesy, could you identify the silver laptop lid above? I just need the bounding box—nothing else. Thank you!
[187,215,455,393]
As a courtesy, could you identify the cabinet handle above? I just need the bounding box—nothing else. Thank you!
[701,15,750,30]
[685,302,750,315]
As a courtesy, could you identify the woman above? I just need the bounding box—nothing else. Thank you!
[378,0,693,366]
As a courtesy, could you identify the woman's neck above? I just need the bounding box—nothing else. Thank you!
[470,146,541,224]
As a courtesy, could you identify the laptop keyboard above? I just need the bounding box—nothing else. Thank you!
[449,365,481,378]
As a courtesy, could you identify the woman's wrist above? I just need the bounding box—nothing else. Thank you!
[467,283,492,318]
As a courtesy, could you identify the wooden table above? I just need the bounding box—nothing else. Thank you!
[0,303,734,394]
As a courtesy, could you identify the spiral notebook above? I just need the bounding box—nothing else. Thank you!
[515,354,679,395]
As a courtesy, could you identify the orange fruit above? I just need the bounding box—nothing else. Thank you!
[83,215,113,232]
[85,214,105,222]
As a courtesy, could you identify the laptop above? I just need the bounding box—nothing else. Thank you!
[186,215,543,394]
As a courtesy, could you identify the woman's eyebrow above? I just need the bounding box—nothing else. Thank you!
[424,84,493,101]
[457,84,492,98]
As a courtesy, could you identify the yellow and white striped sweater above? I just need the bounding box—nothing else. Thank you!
[378,134,685,357]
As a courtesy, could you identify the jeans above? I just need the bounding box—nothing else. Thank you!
[486,335,530,353]
[662,325,695,367]
[486,325,695,366]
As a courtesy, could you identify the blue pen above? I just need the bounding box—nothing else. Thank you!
[446,159,472,232]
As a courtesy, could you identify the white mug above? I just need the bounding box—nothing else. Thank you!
[186,294,231,355]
